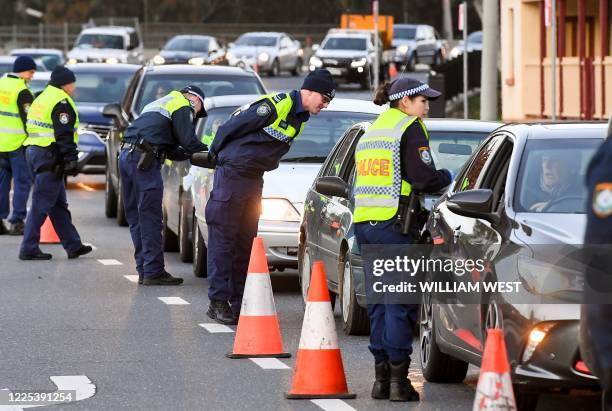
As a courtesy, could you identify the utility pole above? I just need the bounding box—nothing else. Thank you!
[459,2,468,119]
[480,0,499,121]
[372,0,379,92]
[442,0,453,40]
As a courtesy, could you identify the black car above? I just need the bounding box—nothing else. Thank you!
[417,123,605,409]
[69,63,140,174]
[102,64,266,226]
[152,35,226,66]
[299,119,500,335]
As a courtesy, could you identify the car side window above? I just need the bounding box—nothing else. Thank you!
[129,31,139,50]
[323,128,360,177]
[122,68,142,111]
[479,138,514,212]
[457,135,504,192]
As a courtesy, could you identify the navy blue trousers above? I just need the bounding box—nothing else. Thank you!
[206,166,263,311]
[118,148,165,278]
[355,219,419,364]
[20,146,82,255]
[0,147,32,223]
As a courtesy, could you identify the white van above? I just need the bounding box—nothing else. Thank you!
[68,26,143,65]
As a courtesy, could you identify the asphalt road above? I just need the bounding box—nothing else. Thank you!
[0,180,602,410]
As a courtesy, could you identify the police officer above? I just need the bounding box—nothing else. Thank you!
[0,56,36,235]
[580,122,612,411]
[353,78,451,402]
[206,69,335,325]
[19,66,92,260]
[120,85,207,285]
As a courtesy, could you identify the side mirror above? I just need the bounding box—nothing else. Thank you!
[102,103,128,128]
[312,44,320,51]
[315,176,349,199]
[447,189,499,223]
[190,151,216,169]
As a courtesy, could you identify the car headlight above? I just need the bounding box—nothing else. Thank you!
[67,58,78,65]
[226,51,234,61]
[297,48,304,57]
[350,57,367,68]
[309,56,322,68]
[258,52,269,62]
[397,45,409,54]
[152,55,165,65]
[106,57,119,64]
[521,322,556,363]
[517,255,584,295]
[450,47,461,59]
[260,198,301,222]
[188,57,205,65]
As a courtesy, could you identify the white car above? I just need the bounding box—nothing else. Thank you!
[185,95,384,277]
[67,26,144,65]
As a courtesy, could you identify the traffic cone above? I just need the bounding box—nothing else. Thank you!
[388,62,399,79]
[226,237,290,359]
[472,328,517,410]
[286,261,355,399]
[40,216,60,244]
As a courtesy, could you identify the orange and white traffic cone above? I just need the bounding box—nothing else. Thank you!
[286,261,355,399]
[40,216,60,244]
[388,62,399,79]
[226,237,290,359]
[473,328,517,410]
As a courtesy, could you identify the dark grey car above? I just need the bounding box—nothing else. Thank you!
[299,119,500,334]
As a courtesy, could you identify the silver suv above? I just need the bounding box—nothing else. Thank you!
[226,32,303,76]
[68,26,144,65]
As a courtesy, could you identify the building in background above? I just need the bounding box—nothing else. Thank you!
[501,0,611,121]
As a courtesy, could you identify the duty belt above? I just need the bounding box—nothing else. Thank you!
[121,140,166,161]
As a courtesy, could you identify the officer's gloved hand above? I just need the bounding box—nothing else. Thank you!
[167,147,190,161]
[63,160,79,176]
[190,151,216,169]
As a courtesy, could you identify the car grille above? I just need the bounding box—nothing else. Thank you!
[322,57,352,68]
[83,124,112,140]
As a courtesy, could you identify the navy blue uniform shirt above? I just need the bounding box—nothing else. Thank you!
[50,93,78,163]
[209,90,310,177]
[124,103,206,157]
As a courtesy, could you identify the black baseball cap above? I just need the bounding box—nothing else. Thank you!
[388,78,442,101]
[301,69,336,101]
[181,85,207,117]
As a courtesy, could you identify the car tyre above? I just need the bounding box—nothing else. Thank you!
[178,194,193,263]
[192,216,207,277]
[105,166,117,218]
[420,291,469,382]
[291,58,302,76]
[298,243,312,305]
[161,207,178,252]
[116,176,128,227]
[339,250,370,335]
[433,51,443,67]
[407,52,417,71]
[269,59,280,77]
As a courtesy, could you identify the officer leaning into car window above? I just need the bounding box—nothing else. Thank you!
[120,85,207,286]
[580,129,612,411]
[353,78,452,402]
[205,69,335,325]
[0,56,36,236]
[19,66,92,261]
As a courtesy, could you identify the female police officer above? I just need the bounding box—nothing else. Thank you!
[353,78,452,402]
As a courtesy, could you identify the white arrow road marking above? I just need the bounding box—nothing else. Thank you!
[249,358,289,370]
[198,323,234,333]
[97,259,122,266]
[157,297,189,305]
[0,375,95,410]
[311,399,356,411]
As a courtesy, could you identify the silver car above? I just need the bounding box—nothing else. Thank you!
[186,97,384,277]
[226,32,303,76]
[67,26,144,65]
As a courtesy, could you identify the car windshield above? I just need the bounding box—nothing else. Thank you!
[28,78,48,95]
[514,138,601,214]
[164,37,210,52]
[235,36,277,47]
[394,27,417,40]
[0,63,14,77]
[134,74,265,114]
[429,131,490,175]
[322,37,367,51]
[76,34,124,49]
[71,71,135,104]
[13,53,63,70]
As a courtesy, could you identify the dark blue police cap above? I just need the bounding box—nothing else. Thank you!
[301,69,336,100]
[181,85,207,117]
[13,56,36,73]
[388,77,441,101]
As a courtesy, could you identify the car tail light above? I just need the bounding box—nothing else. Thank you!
[521,322,556,363]
[575,360,592,375]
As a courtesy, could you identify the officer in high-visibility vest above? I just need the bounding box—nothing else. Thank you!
[205,69,335,325]
[580,122,612,411]
[353,78,452,402]
[120,85,207,286]
[19,66,92,260]
[0,56,36,236]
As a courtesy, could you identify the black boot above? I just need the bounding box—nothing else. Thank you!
[143,271,183,286]
[389,361,420,402]
[9,219,24,236]
[371,361,390,399]
[0,221,8,235]
[207,300,236,325]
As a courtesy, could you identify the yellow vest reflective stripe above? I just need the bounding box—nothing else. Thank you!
[0,76,29,152]
[354,108,429,223]
[258,93,304,145]
[24,86,79,147]
[141,90,191,119]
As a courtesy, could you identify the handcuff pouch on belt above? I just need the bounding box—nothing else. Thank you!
[395,192,427,239]
[132,138,165,171]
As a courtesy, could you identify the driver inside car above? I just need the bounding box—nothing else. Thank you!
[529,151,582,211]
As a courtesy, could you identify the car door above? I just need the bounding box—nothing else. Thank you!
[433,134,506,356]
[278,36,291,70]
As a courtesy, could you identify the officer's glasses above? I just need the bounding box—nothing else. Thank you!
[321,95,332,105]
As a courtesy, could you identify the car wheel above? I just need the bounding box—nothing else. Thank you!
[291,58,302,76]
[407,52,417,71]
[420,291,469,382]
[360,73,371,90]
[178,195,193,263]
[433,51,443,67]
[298,244,312,304]
[269,59,280,77]
[339,250,370,335]
[161,207,178,252]
[192,216,207,278]
[116,177,128,227]
[105,166,117,218]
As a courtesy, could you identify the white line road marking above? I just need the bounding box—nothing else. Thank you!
[249,358,290,370]
[198,323,234,333]
[0,375,96,410]
[311,399,356,411]
[157,297,190,305]
[123,275,139,283]
[97,259,122,266]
